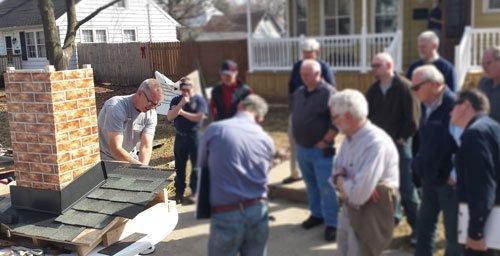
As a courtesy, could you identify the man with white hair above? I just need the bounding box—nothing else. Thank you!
[283,38,335,184]
[331,89,399,256]
[98,78,163,165]
[198,94,275,256]
[478,46,500,123]
[365,52,421,242]
[291,59,338,241]
[406,30,457,92]
[410,65,459,256]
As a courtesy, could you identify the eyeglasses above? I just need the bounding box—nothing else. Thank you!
[411,80,429,91]
[143,91,160,109]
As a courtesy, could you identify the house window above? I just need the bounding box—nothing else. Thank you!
[82,30,93,43]
[374,0,398,33]
[324,0,352,35]
[484,0,500,12]
[296,0,307,36]
[95,30,107,43]
[123,30,137,42]
[25,31,46,58]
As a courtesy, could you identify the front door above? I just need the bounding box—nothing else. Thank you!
[5,36,13,62]
[442,0,471,61]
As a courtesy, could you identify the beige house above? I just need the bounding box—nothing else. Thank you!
[245,0,500,101]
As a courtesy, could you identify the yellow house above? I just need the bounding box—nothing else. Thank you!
[246,0,500,101]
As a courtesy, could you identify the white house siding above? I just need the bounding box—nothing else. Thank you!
[56,0,178,44]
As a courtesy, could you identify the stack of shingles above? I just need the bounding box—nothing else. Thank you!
[3,163,168,242]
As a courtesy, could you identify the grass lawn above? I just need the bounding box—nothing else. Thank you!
[0,84,447,255]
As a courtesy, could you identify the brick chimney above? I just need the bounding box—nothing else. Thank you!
[4,65,100,191]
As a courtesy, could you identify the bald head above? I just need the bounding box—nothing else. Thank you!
[371,52,394,80]
[300,59,322,89]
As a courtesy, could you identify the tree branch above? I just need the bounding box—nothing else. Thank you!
[75,0,121,31]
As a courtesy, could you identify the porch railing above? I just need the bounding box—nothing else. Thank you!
[249,30,402,73]
[455,26,500,89]
[0,55,22,74]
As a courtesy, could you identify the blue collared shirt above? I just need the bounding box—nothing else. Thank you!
[197,112,275,207]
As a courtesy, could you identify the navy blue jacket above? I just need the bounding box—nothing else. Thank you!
[288,59,335,94]
[412,88,457,185]
[456,114,500,240]
[406,57,457,92]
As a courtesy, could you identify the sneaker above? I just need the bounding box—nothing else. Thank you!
[301,215,324,229]
[282,176,302,184]
[410,233,417,246]
[324,226,337,241]
[175,195,183,205]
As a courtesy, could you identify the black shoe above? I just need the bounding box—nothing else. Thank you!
[324,226,337,241]
[182,196,196,205]
[301,215,324,229]
[282,177,302,184]
[175,195,183,204]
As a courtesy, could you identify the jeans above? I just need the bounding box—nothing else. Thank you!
[394,139,421,233]
[296,145,338,227]
[174,133,199,197]
[415,184,459,256]
[208,202,269,256]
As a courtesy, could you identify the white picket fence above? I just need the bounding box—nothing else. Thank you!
[249,30,402,73]
[455,26,500,89]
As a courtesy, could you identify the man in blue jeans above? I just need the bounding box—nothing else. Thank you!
[291,59,339,241]
[198,94,275,256]
[410,65,459,256]
[365,53,421,243]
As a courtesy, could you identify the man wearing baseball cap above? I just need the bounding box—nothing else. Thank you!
[167,77,208,204]
[210,60,252,121]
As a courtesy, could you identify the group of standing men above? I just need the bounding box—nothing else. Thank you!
[95,28,500,256]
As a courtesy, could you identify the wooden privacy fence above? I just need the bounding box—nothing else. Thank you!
[77,40,248,87]
[78,43,151,86]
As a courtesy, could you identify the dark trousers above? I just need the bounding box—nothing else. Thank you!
[415,184,459,256]
[463,248,500,256]
[174,133,199,198]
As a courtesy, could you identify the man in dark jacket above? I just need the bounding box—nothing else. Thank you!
[366,52,421,242]
[410,65,459,256]
[451,89,500,255]
[209,60,252,121]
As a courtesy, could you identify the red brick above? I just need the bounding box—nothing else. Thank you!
[9,123,26,132]
[58,139,81,152]
[53,101,77,112]
[79,116,97,127]
[77,98,95,109]
[10,93,34,103]
[64,70,85,80]
[66,90,88,100]
[50,81,70,92]
[40,154,57,163]
[84,69,94,78]
[55,120,80,133]
[69,127,92,138]
[72,168,87,178]
[30,163,55,174]
[27,172,43,182]
[16,181,32,188]
[50,72,64,81]
[59,159,83,173]
[34,93,52,103]
[6,103,23,112]
[91,126,98,134]
[32,182,58,190]
[32,73,50,82]
[57,152,71,163]
[82,153,101,166]
[5,83,21,92]
[36,113,54,123]
[54,112,67,122]
[38,134,56,144]
[81,135,99,146]
[17,153,41,163]
[13,113,36,123]
[22,83,46,92]
[70,147,93,159]
[42,174,60,184]
[15,133,38,143]
[90,107,97,115]
[28,144,53,154]
[12,142,28,152]
[26,123,53,134]
[10,73,32,82]
[56,132,69,143]
[14,162,31,171]
[23,103,48,113]
[66,109,89,120]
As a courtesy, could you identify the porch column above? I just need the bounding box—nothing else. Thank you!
[247,0,253,72]
[361,0,368,73]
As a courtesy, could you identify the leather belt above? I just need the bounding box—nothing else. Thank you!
[212,197,266,214]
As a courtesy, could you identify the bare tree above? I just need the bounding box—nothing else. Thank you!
[37,0,121,70]
[157,0,211,26]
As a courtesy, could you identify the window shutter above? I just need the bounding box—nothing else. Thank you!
[19,31,27,60]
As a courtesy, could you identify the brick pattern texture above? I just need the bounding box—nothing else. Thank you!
[4,68,100,191]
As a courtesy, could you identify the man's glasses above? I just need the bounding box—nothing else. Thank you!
[143,91,161,109]
[411,80,429,91]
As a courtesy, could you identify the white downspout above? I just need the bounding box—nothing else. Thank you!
[147,1,152,42]
[361,0,368,73]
